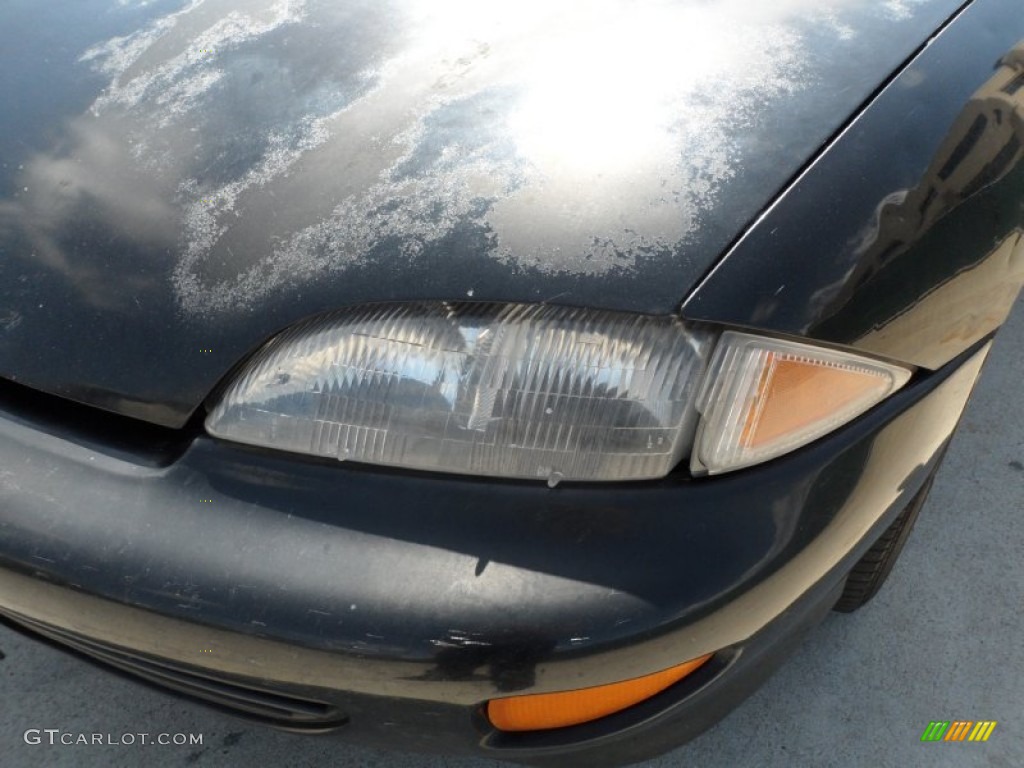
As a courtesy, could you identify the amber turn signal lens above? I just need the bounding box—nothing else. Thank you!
[693,332,911,475]
[740,352,893,448]
[486,655,712,732]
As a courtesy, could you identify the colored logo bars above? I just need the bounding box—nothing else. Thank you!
[921,721,997,742]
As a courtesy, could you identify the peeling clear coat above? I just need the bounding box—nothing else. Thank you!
[0,0,962,424]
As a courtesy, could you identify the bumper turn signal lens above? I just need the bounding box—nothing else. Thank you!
[486,654,712,732]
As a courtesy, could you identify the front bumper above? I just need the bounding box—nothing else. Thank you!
[0,342,991,766]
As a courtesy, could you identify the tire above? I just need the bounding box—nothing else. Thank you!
[833,471,937,613]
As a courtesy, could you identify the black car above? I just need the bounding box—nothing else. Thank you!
[1,0,1022,765]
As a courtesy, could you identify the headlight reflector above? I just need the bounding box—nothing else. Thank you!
[205,303,716,483]
[691,331,912,475]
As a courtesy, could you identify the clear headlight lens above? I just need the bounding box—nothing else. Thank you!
[205,303,716,484]
[691,332,912,475]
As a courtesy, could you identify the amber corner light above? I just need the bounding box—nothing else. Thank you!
[694,332,911,475]
[739,351,893,449]
[486,655,713,732]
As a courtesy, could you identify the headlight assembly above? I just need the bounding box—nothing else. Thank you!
[205,303,912,482]
[205,303,715,484]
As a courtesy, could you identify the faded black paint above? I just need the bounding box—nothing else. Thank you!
[685,0,1024,370]
[0,0,968,426]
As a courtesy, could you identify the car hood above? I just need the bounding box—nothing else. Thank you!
[0,0,965,426]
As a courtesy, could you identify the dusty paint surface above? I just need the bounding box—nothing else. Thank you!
[9,0,951,315]
[0,0,960,423]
